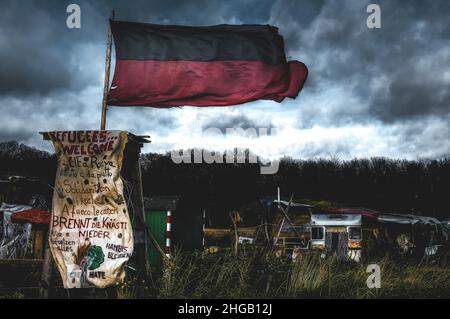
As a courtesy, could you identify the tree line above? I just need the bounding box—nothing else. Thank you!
[1,141,449,220]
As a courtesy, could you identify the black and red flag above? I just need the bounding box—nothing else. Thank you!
[107,20,308,107]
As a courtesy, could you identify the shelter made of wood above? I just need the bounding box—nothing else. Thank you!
[144,196,204,271]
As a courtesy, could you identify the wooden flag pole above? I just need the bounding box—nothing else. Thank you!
[100,11,114,130]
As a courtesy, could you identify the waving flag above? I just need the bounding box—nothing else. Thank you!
[107,20,308,107]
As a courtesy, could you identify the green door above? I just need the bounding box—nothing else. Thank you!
[144,210,167,271]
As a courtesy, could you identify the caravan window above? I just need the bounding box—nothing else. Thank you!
[349,227,362,240]
[311,227,324,240]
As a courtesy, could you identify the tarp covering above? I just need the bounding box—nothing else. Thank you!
[11,208,50,225]
[0,203,32,259]
[377,214,449,241]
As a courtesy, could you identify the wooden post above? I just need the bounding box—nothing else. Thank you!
[202,209,206,248]
[34,230,44,259]
[328,260,332,298]
[100,11,114,130]
[121,135,157,274]
[39,229,52,299]
[274,194,303,240]
[130,147,148,272]
[273,217,285,248]
[230,211,239,256]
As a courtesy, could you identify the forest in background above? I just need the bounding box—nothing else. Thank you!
[1,141,449,225]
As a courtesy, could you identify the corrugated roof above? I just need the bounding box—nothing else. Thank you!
[144,196,180,211]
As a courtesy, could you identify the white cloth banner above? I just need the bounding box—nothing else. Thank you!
[48,131,133,288]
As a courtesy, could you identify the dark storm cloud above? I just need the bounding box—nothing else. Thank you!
[0,0,449,159]
[269,0,325,48]
[0,0,106,96]
[1,0,448,118]
[0,129,35,143]
[0,0,295,98]
[270,0,450,123]
[107,107,179,133]
[365,0,450,122]
[371,68,450,121]
[100,0,273,25]
[0,91,179,150]
[0,0,277,146]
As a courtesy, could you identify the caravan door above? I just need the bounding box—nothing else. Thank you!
[325,227,348,260]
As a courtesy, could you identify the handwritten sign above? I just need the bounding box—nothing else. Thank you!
[48,131,133,288]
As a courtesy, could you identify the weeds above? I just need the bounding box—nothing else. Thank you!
[118,247,450,299]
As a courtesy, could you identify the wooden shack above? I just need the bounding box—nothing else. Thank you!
[144,196,204,271]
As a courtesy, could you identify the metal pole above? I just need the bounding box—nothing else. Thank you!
[277,187,280,209]
[100,11,114,130]
[166,211,172,258]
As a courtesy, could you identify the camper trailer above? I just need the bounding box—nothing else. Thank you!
[310,214,362,262]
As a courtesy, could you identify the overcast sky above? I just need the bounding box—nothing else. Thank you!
[0,0,449,160]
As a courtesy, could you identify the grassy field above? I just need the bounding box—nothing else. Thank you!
[117,247,450,299]
[1,248,449,298]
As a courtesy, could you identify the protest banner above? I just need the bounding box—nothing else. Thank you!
[48,130,133,288]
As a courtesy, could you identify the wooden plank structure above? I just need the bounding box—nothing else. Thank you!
[143,196,205,272]
[33,231,44,259]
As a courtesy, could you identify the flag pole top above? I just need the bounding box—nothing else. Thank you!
[100,11,114,130]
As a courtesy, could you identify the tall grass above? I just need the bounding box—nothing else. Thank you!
[118,247,450,299]
[286,253,332,297]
